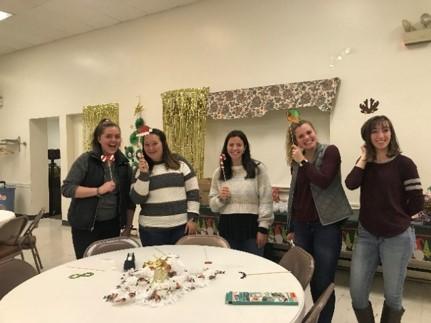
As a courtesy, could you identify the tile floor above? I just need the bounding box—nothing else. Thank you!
[23,218,431,323]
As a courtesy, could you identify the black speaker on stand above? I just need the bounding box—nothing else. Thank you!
[48,149,61,217]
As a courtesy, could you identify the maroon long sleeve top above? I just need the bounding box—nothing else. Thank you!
[345,154,424,237]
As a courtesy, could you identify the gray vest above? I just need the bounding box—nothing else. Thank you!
[286,143,353,228]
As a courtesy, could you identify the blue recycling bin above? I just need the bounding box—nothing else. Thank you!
[0,181,15,211]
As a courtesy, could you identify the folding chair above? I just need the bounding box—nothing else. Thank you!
[176,234,230,248]
[279,245,315,289]
[83,236,141,257]
[19,208,45,273]
[302,283,335,323]
[0,258,37,299]
[0,216,28,263]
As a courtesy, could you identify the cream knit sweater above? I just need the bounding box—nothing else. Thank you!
[209,164,274,230]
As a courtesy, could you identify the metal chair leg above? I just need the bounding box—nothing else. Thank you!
[29,246,41,273]
[33,245,43,270]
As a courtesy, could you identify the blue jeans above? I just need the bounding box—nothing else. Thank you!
[293,220,341,323]
[227,238,264,257]
[139,224,186,246]
[350,224,415,310]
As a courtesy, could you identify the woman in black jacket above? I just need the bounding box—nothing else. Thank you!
[62,119,135,259]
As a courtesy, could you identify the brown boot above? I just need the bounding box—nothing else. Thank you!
[353,302,375,323]
[380,302,405,323]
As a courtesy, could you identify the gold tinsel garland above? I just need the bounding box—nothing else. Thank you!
[82,103,119,151]
[161,88,209,179]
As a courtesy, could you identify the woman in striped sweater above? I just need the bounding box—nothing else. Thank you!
[209,130,273,256]
[130,128,200,246]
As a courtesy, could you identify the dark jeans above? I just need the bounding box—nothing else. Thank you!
[226,238,264,257]
[71,217,120,259]
[139,224,186,246]
[293,220,342,323]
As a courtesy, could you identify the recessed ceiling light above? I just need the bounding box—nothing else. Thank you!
[0,10,13,21]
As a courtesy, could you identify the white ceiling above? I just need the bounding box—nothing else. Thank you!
[0,0,202,56]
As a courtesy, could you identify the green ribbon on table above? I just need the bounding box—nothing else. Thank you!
[68,272,94,279]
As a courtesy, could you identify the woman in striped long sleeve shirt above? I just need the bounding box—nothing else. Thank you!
[130,128,199,246]
[346,115,424,323]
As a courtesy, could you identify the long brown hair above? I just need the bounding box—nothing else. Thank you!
[285,120,316,165]
[219,130,258,180]
[360,115,400,161]
[141,128,180,170]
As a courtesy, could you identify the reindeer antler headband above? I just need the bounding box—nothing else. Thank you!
[359,98,379,114]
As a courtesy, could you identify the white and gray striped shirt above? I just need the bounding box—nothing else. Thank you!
[131,160,200,228]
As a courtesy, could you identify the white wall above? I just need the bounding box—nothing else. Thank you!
[47,117,60,150]
[0,0,430,214]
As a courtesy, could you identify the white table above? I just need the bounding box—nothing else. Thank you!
[0,245,305,323]
[0,210,15,227]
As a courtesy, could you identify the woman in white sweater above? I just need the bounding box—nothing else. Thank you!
[209,130,273,256]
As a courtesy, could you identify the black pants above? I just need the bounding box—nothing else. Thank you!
[71,218,120,259]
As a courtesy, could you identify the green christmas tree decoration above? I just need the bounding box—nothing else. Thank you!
[124,146,135,161]
[129,131,139,146]
[124,99,146,169]
[135,117,144,129]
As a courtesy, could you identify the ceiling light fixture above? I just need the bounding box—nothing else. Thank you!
[0,10,13,21]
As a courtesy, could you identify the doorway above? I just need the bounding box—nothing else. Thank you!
[29,117,61,216]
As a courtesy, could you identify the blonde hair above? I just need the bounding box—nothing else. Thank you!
[285,120,316,165]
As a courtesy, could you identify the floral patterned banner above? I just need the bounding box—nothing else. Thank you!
[207,77,340,120]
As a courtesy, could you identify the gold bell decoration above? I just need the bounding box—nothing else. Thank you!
[144,257,171,283]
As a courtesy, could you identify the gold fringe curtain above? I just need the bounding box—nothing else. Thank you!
[82,103,119,151]
[161,88,209,179]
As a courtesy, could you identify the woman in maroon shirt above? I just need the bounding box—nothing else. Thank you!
[346,115,423,323]
[286,120,352,323]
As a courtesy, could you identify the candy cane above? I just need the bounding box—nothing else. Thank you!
[101,154,115,180]
[219,154,227,182]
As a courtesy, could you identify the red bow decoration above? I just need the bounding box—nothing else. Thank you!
[101,154,115,180]
[101,154,115,163]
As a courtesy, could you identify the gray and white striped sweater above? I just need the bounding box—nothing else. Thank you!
[131,160,200,228]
